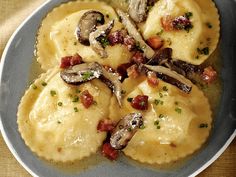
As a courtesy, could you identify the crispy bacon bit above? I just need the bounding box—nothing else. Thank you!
[170,143,177,148]
[131,95,149,110]
[80,90,94,108]
[147,71,159,87]
[127,64,140,79]
[131,51,146,64]
[146,36,164,50]
[102,142,119,160]
[60,54,83,69]
[117,63,133,81]
[161,15,174,31]
[124,35,136,51]
[108,30,126,46]
[97,119,115,132]
[172,16,192,31]
[201,66,217,84]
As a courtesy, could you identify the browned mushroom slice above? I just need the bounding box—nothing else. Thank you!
[110,113,143,150]
[100,67,122,107]
[116,9,155,59]
[60,62,103,84]
[89,20,114,58]
[76,10,105,45]
[128,0,147,23]
[60,61,123,106]
[144,65,192,93]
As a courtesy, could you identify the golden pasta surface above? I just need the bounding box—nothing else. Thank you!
[122,80,212,164]
[18,68,111,162]
[141,0,220,65]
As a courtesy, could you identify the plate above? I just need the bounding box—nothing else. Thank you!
[0,0,236,176]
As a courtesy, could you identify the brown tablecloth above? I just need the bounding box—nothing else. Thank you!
[0,0,235,176]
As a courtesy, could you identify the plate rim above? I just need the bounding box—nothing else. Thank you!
[0,0,235,177]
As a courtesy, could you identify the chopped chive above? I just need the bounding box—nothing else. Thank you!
[156,29,164,36]
[82,71,94,81]
[174,101,179,105]
[163,86,168,91]
[68,93,73,98]
[50,90,57,97]
[73,42,77,45]
[156,125,161,129]
[75,89,81,93]
[206,22,212,29]
[41,82,47,87]
[74,107,78,112]
[57,121,61,124]
[72,96,79,103]
[58,102,63,106]
[159,93,163,98]
[140,101,145,106]
[139,125,146,129]
[154,120,159,125]
[185,12,193,19]
[93,101,97,105]
[127,97,133,102]
[159,114,165,119]
[127,127,132,132]
[199,123,208,128]
[175,107,182,114]
[32,84,37,90]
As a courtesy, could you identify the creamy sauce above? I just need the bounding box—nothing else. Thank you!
[28,0,222,174]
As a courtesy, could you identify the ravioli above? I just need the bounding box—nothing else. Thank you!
[141,0,220,65]
[122,79,212,164]
[37,0,132,70]
[17,68,112,162]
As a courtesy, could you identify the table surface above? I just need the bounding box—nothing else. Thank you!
[0,0,235,176]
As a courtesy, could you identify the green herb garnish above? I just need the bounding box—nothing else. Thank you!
[82,71,94,81]
[163,86,168,91]
[127,97,133,102]
[32,84,37,90]
[50,90,57,97]
[58,102,63,106]
[139,125,146,129]
[41,82,47,87]
[74,107,79,112]
[175,107,182,114]
[185,12,193,19]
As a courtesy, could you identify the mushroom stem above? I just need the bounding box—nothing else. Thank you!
[128,0,147,23]
[116,9,155,59]
[110,113,143,150]
[89,20,114,58]
[144,64,192,93]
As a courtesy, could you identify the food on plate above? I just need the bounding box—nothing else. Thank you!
[122,79,211,164]
[18,0,221,167]
[140,0,220,65]
[17,68,111,161]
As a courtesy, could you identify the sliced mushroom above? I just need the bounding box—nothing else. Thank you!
[100,68,122,107]
[128,0,147,23]
[110,113,143,150]
[116,9,155,59]
[60,62,123,106]
[76,10,105,45]
[144,65,192,93]
[89,20,114,58]
[60,62,103,84]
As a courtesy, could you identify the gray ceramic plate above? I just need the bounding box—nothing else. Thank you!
[0,0,236,176]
